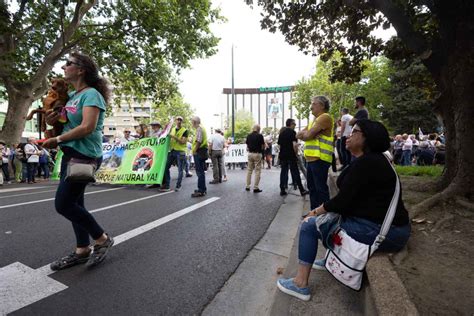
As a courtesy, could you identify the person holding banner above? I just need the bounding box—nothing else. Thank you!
[191,116,208,197]
[161,116,188,192]
[43,52,114,270]
[150,121,163,137]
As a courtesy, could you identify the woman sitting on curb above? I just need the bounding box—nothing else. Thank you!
[277,119,411,301]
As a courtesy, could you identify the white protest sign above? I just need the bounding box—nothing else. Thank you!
[225,144,248,163]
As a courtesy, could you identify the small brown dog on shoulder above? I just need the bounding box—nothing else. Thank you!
[26,78,69,138]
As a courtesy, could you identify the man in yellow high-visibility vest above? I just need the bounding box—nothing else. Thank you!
[160,116,189,192]
[191,116,208,197]
[297,96,334,210]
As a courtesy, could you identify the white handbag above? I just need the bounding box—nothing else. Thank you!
[323,156,400,291]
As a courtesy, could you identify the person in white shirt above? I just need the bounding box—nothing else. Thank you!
[339,108,353,167]
[208,128,226,184]
[401,134,413,166]
[120,128,136,144]
[272,142,280,166]
[0,141,11,183]
[24,137,42,183]
[150,121,162,138]
[410,134,419,163]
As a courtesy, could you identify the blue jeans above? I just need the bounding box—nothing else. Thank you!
[21,162,28,181]
[402,150,412,166]
[339,136,351,167]
[280,159,304,192]
[38,162,50,179]
[55,157,104,247]
[193,154,206,193]
[298,216,411,265]
[307,160,331,210]
[26,162,38,182]
[185,156,190,174]
[163,150,186,188]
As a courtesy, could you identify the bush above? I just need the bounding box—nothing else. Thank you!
[395,165,443,177]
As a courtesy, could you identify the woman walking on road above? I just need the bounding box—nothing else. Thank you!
[43,52,114,270]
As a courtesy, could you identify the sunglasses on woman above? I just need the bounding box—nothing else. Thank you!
[65,60,82,67]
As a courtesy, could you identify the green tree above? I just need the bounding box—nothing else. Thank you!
[382,59,439,134]
[152,93,195,132]
[0,0,221,144]
[291,56,392,123]
[224,110,254,144]
[291,57,356,120]
[258,1,474,202]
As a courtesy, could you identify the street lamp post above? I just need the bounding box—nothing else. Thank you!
[231,44,235,140]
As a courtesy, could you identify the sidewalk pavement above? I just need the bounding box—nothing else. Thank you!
[204,170,418,315]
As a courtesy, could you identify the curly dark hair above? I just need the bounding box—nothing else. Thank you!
[70,51,112,104]
[355,119,390,153]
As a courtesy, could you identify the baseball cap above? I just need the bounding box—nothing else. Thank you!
[150,121,161,126]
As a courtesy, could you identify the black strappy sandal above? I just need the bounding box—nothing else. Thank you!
[50,251,91,271]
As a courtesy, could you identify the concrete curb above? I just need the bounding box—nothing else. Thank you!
[202,192,307,315]
[366,255,419,315]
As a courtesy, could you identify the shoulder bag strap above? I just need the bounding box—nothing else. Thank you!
[370,152,400,254]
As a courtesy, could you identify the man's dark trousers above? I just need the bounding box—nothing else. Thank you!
[307,159,331,210]
[339,136,351,167]
[280,159,305,193]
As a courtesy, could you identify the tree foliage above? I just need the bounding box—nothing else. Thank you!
[151,93,195,132]
[0,0,222,143]
[257,1,448,83]
[383,58,439,134]
[257,0,474,199]
[291,56,392,122]
[224,110,254,144]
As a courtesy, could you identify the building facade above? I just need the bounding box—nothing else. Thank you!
[222,85,311,132]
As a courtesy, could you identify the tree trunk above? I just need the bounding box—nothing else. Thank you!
[442,70,474,199]
[0,85,35,145]
[413,17,474,216]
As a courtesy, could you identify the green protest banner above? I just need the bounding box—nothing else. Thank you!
[51,149,63,180]
[96,136,169,184]
[51,136,170,184]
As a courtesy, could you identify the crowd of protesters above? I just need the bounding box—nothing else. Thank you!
[0,138,56,185]
[390,132,445,166]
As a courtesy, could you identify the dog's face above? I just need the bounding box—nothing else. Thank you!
[50,78,68,94]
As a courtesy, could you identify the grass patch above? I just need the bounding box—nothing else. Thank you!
[395,165,443,177]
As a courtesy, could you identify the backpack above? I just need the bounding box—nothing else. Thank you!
[17,143,28,163]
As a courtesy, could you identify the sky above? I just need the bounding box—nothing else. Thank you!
[178,0,316,130]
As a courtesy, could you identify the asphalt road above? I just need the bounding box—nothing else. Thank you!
[0,167,286,315]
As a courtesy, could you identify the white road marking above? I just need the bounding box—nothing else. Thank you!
[90,190,174,213]
[0,187,125,210]
[0,189,57,199]
[1,197,220,314]
[114,197,220,246]
[0,186,52,194]
[0,262,68,315]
